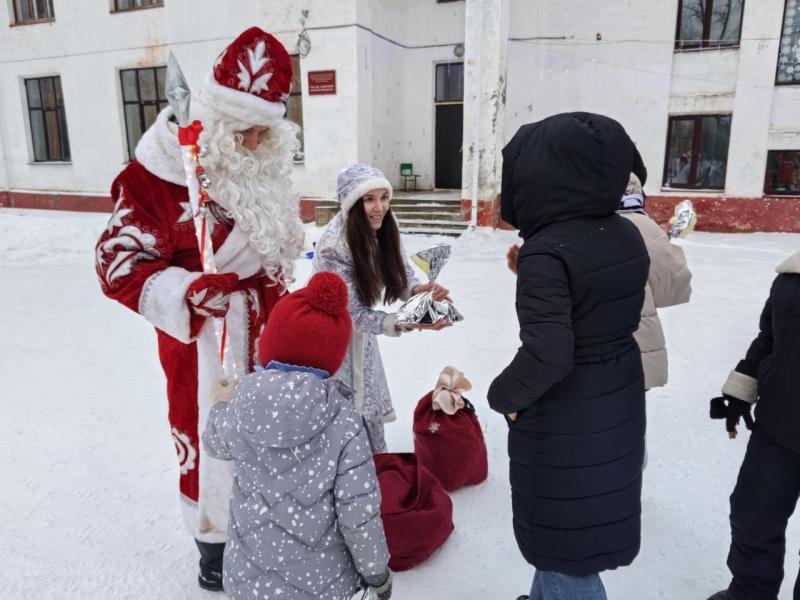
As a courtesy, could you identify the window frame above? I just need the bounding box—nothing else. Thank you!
[674,0,746,51]
[776,0,800,86]
[119,66,168,162]
[662,113,732,190]
[434,61,465,104]
[25,75,71,162]
[764,150,800,196]
[11,0,55,26]
[111,0,164,13]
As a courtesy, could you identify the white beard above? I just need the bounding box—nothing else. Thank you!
[197,110,304,289]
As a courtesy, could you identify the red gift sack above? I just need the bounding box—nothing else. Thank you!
[413,390,489,492]
[373,453,454,571]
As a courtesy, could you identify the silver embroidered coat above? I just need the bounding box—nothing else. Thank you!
[203,368,389,600]
[312,212,420,453]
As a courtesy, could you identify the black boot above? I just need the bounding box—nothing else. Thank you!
[706,591,732,600]
[516,596,529,600]
[195,540,225,592]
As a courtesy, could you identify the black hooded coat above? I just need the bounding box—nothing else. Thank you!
[488,112,650,575]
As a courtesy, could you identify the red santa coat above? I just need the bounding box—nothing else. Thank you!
[95,111,282,542]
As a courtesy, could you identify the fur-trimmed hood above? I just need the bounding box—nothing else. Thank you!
[134,107,186,186]
[776,250,800,274]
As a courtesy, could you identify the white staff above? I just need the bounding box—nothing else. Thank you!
[165,51,235,379]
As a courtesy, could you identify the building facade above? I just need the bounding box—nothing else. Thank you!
[0,0,798,231]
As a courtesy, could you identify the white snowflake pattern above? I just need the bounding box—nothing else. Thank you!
[105,189,133,234]
[236,39,274,95]
[171,428,197,474]
[97,225,160,284]
[188,288,230,317]
[428,422,440,434]
[177,201,219,236]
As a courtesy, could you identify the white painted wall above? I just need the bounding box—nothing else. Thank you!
[0,0,357,197]
[2,0,796,205]
[502,0,798,198]
[504,0,676,195]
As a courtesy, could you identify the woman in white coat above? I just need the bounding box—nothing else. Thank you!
[312,164,450,452]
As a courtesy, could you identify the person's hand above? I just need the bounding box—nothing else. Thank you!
[507,412,518,422]
[365,571,392,600]
[186,273,239,336]
[414,282,451,302]
[407,319,452,331]
[710,394,754,439]
[507,244,520,275]
[209,378,238,404]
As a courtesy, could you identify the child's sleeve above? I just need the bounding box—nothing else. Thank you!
[202,400,236,461]
[333,421,390,580]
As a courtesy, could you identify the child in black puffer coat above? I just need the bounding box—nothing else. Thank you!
[706,250,800,600]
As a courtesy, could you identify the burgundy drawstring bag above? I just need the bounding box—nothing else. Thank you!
[413,391,489,492]
[373,453,453,570]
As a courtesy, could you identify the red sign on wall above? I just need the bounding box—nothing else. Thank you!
[308,70,336,95]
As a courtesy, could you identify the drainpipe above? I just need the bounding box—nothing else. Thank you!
[469,1,483,229]
[0,89,11,204]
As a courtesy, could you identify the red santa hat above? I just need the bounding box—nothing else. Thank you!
[202,27,293,126]
[258,272,353,376]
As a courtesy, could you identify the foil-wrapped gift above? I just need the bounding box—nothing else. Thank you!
[668,199,697,239]
[396,245,464,327]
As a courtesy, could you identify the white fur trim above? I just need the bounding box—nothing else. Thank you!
[134,107,186,186]
[213,225,263,279]
[202,73,286,127]
[139,267,204,343]
[339,177,393,218]
[381,407,397,424]
[776,250,800,274]
[382,313,401,337]
[722,370,758,403]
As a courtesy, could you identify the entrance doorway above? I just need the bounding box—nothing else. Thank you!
[434,62,463,189]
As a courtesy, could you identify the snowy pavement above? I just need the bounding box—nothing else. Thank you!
[1,208,799,600]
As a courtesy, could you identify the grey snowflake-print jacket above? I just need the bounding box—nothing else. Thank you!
[312,212,420,436]
[203,366,389,600]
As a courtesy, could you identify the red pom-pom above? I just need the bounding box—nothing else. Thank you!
[306,272,348,316]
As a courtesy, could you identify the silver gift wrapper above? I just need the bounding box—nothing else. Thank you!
[396,243,463,326]
[396,290,464,326]
[669,199,696,239]
[415,244,451,283]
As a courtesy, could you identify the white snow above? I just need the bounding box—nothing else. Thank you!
[1,207,798,599]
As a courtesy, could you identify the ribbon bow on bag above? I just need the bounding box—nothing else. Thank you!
[432,367,472,415]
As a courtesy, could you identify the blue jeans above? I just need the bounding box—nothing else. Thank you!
[530,570,607,600]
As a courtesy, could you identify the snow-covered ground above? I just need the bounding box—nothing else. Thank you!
[1,207,798,600]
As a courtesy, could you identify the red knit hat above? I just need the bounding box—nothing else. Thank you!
[258,272,352,375]
[202,27,293,126]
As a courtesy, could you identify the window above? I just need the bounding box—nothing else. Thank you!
[25,76,70,162]
[12,0,54,24]
[675,0,744,50]
[120,66,167,161]
[765,150,800,195]
[777,0,800,84]
[435,62,464,102]
[663,114,732,190]
[112,0,163,11]
[285,55,304,163]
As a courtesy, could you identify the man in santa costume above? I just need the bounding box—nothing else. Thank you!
[95,27,303,592]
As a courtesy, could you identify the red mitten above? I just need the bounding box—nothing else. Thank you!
[186,273,240,337]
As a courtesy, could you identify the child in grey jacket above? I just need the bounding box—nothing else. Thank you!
[203,272,392,600]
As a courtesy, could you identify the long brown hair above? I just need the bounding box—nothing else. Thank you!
[346,198,408,307]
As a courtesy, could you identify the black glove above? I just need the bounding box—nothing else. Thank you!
[710,394,754,434]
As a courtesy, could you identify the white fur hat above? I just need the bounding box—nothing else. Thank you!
[336,164,393,217]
